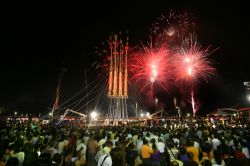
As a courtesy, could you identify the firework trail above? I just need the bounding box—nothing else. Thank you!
[129,42,172,96]
[191,89,196,115]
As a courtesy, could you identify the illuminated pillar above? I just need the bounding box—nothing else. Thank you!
[107,32,129,121]
[113,34,118,96]
[124,37,129,97]
[108,35,113,96]
[118,39,123,96]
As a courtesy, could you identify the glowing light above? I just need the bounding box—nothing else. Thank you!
[155,98,158,103]
[191,90,196,115]
[90,111,98,119]
[150,63,158,82]
[166,26,175,36]
[185,58,190,63]
[49,112,52,116]
[146,112,150,117]
[247,95,250,101]
[14,112,17,115]
[187,67,193,76]
[140,113,144,117]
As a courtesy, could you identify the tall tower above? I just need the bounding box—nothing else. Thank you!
[107,33,128,121]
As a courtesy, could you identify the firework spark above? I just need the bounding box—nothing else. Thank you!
[174,36,216,84]
[151,10,195,44]
[129,43,172,94]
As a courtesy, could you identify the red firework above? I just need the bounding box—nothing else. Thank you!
[151,10,195,43]
[129,43,172,93]
[174,35,216,115]
[174,36,216,84]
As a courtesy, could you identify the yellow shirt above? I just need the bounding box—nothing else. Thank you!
[111,133,116,140]
[186,146,199,164]
[141,144,153,159]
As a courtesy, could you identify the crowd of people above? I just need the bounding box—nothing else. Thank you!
[0,118,249,166]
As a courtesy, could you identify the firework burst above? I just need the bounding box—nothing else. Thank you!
[174,35,216,85]
[151,10,195,45]
[129,42,172,94]
[174,35,216,115]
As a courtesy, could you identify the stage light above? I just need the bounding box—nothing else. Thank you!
[90,111,98,119]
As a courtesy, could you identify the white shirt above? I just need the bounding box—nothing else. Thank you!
[194,141,200,149]
[242,147,250,159]
[32,137,38,145]
[58,141,64,154]
[132,135,138,146]
[127,133,132,140]
[150,134,159,144]
[15,152,25,166]
[98,138,107,150]
[156,142,165,153]
[196,130,202,139]
[212,138,221,150]
[173,138,180,147]
[97,154,112,166]
[76,143,87,158]
[95,149,104,162]
[136,139,143,153]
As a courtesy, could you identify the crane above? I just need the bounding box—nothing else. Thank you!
[57,109,87,124]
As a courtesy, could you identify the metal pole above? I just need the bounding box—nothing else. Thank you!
[85,68,88,116]
[135,102,138,118]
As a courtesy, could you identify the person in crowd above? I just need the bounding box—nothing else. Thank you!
[86,134,98,165]
[0,117,249,166]
[178,147,188,163]
[97,146,112,166]
[211,134,221,151]
[126,143,138,166]
[141,138,153,166]
[241,140,250,159]
[186,139,199,164]
[168,141,179,162]
[76,138,87,161]
[110,141,126,166]
[211,150,225,166]
[151,143,161,166]
[184,152,198,166]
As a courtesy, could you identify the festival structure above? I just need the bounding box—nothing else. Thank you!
[107,33,129,120]
[51,68,67,117]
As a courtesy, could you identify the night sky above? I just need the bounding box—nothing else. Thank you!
[0,1,250,116]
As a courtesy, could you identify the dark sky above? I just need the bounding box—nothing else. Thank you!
[0,1,250,115]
